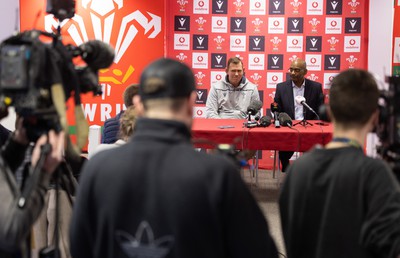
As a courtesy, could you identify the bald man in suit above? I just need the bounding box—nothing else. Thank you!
[274,58,323,172]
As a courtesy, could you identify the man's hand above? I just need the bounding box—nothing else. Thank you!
[31,130,65,174]
[12,117,29,145]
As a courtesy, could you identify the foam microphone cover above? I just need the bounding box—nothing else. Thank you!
[295,95,306,105]
[79,40,115,70]
[247,100,263,115]
[259,116,272,127]
[278,112,293,127]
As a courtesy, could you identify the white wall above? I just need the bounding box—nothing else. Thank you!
[0,0,19,130]
[0,0,19,41]
[368,0,393,78]
[367,0,393,157]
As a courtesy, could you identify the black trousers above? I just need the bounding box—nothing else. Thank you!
[279,151,294,164]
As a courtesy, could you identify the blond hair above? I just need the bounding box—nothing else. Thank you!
[118,106,136,141]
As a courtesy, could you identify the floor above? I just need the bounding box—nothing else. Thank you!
[241,168,287,257]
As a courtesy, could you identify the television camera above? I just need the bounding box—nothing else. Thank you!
[0,1,115,258]
[0,29,114,141]
[376,75,400,182]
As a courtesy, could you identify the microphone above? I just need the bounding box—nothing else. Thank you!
[278,112,292,127]
[270,102,280,128]
[77,40,116,70]
[247,100,263,116]
[258,116,271,127]
[295,96,318,117]
[244,100,262,128]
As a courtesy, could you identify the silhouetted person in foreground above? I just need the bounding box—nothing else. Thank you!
[70,58,278,258]
[279,69,400,258]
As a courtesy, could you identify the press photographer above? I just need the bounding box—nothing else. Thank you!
[0,109,65,258]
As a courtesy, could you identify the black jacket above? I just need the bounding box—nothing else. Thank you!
[280,147,400,258]
[274,78,323,120]
[102,111,124,144]
[70,118,277,258]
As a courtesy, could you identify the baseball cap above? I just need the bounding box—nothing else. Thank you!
[139,58,196,100]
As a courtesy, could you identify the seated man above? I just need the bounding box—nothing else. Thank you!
[279,69,400,258]
[102,84,138,144]
[206,57,260,119]
[206,57,261,160]
[274,58,323,171]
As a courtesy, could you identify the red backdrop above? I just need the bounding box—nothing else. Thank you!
[166,0,369,168]
[393,0,400,75]
[20,0,165,140]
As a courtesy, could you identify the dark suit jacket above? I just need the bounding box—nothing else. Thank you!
[274,79,323,120]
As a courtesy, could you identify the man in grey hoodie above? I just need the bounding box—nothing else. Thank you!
[206,57,260,119]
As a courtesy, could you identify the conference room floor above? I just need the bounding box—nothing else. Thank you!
[241,169,287,257]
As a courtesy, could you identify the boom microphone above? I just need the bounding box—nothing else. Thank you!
[295,96,318,117]
[278,112,293,127]
[247,100,263,116]
[77,40,115,70]
[258,116,272,127]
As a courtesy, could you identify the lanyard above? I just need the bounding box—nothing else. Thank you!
[331,137,362,149]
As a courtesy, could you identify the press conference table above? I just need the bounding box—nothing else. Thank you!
[192,118,333,152]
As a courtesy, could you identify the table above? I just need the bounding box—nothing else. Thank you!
[192,118,333,152]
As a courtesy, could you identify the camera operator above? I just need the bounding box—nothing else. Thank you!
[0,108,65,258]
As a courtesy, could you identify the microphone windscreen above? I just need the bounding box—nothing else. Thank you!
[295,95,305,105]
[79,40,115,70]
[278,112,292,127]
[247,100,263,115]
[253,100,263,111]
[259,116,272,127]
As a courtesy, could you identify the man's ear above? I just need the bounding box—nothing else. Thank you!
[371,109,380,127]
[188,91,197,116]
[189,91,197,104]
[325,104,333,123]
[133,95,144,117]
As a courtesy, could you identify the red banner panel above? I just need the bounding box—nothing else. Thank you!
[167,0,369,169]
[393,1,400,75]
[20,0,165,127]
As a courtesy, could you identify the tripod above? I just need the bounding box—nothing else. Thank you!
[38,160,77,258]
[293,118,313,127]
[293,111,313,127]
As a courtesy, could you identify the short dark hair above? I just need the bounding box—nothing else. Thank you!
[329,69,379,127]
[226,57,243,70]
[123,84,139,107]
[139,58,195,101]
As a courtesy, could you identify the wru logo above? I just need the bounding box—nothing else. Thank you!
[44,0,162,64]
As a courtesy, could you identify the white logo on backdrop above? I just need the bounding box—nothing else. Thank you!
[45,0,162,64]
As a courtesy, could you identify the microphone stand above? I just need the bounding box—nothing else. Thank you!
[293,110,313,127]
[244,113,258,128]
[243,109,259,128]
